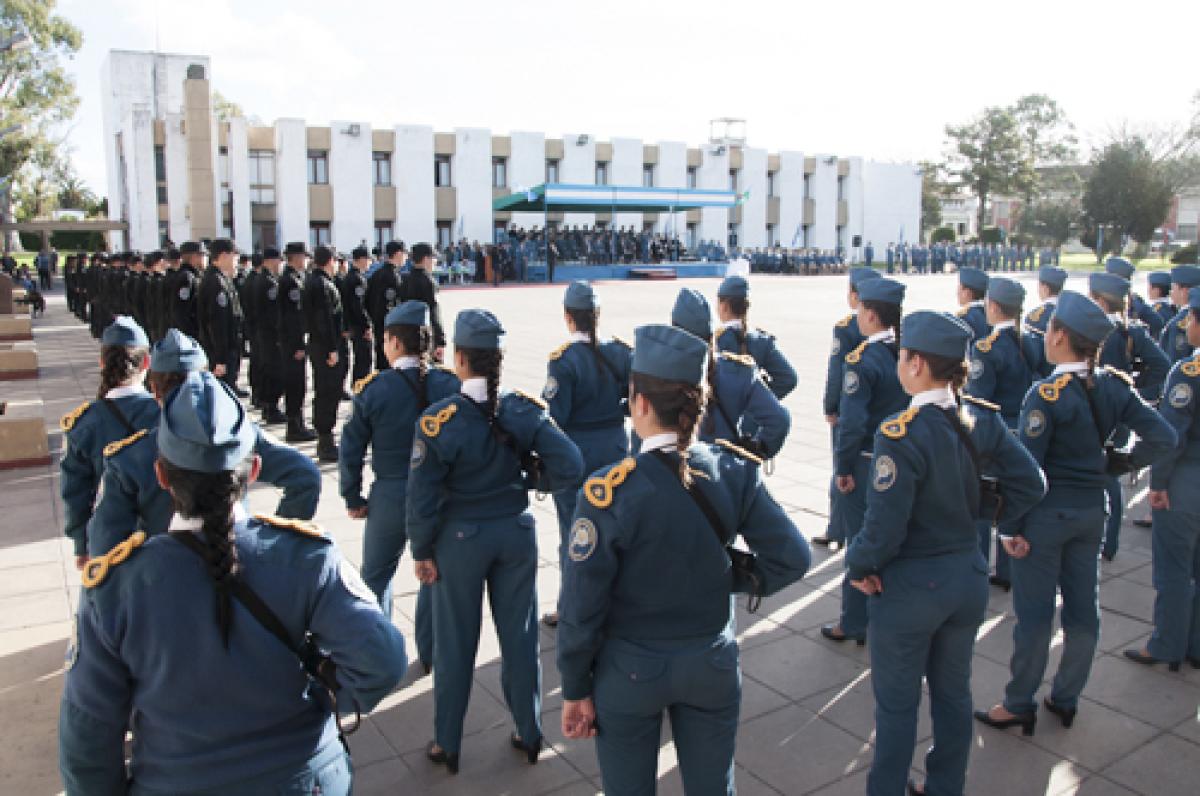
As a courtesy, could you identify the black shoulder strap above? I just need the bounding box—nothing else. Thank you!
[101,399,136,436]
[396,368,429,411]
[648,449,730,546]
[1071,375,1110,446]
[588,342,622,386]
[937,406,982,516]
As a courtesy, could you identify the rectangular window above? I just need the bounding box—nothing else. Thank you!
[250,187,276,204]
[766,223,777,246]
[767,171,776,198]
[158,221,170,247]
[307,150,328,185]
[374,222,393,252]
[686,222,698,251]
[435,154,452,187]
[373,152,392,187]
[545,159,560,183]
[156,185,168,205]
[642,164,655,188]
[686,166,698,190]
[253,221,278,251]
[309,222,331,249]
[595,161,609,186]
[728,223,739,248]
[492,157,508,189]
[436,221,452,249]
[154,146,167,182]
[218,146,229,186]
[729,169,738,192]
[802,173,811,199]
[249,149,276,186]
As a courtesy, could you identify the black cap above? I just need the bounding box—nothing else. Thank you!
[313,245,334,266]
[165,247,181,261]
[251,253,263,268]
[412,242,434,263]
[209,238,235,258]
[180,241,202,255]
[145,251,164,266]
[385,240,407,257]
[262,246,281,260]
[351,246,370,260]
[284,241,309,257]
[111,251,128,262]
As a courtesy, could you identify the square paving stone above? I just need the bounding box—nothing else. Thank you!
[1100,732,1200,795]
[1075,654,1200,729]
[734,703,873,793]
[1021,695,1160,773]
[740,633,868,702]
[1098,577,1157,623]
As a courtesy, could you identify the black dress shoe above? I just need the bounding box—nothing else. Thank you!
[426,741,459,774]
[285,424,317,443]
[973,708,1036,736]
[510,732,542,764]
[1124,648,1182,672]
[1101,552,1115,562]
[811,535,833,547]
[540,611,559,628]
[1133,518,1153,529]
[1189,656,1200,670]
[261,407,288,425]
[821,625,865,646]
[234,387,250,398]
[989,576,1011,592]
[1042,697,1077,728]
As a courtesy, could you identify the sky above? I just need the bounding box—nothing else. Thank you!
[55,0,1200,194]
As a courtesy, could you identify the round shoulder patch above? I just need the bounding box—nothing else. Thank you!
[410,438,426,468]
[289,288,301,303]
[339,558,378,605]
[830,336,841,356]
[267,286,278,300]
[843,370,860,395]
[1169,382,1193,409]
[178,286,191,301]
[873,454,897,492]
[385,287,397,301]
[355,285,366,297]
[217,291,228,307]
[968,358,985,380]
[1025,408,1047,438]
[567,518,598,562]
[543,375,559,401]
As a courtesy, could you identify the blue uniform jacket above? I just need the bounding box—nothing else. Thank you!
[824,314,864,416]
[87,425,322,557]
[716,325,798,400]
[1159,308,1195,364]
[59,392,161,555]
[555,442,811,699]
[1147,355,1200,511]
[835,338,908,476]
[956,304,990,341]
[967,327,1041,426]
[702,353,791,457]
[1100,320,1170,403]
[846,398,1046,580]
[59,515,407,794]
[544,338,633,434]
[339,366,461,509]
[1017,368,1176,508]
[406,391,584,561]
[1132,297,1168,339]
[1024,301,1055,334]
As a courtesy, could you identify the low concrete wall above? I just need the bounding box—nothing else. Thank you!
[0,315,33,342]
[0,399,51,470]
[0,348,38,380]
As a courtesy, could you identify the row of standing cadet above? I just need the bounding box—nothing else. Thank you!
[871,241,1062,274]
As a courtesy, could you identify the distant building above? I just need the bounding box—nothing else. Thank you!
[101,50,921,255]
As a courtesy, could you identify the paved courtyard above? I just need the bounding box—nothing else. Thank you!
[2,271,1198,795]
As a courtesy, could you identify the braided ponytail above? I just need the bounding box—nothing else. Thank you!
[727,297,751,355]
[159,458,251,648]
[567,307,602,376]
[632,372,706,486]
[97,345,148,400]
[1051,318,1101,390]
[388,324,434,401]
[463,348,504,422]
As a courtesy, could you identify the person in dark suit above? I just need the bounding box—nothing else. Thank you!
[280,242,316,442]
[366,241,406,369]
[252,248,287,425]
[342,247,373,386]
[196,239,245,395]
[303,245,347,462]
[401,243,446,362]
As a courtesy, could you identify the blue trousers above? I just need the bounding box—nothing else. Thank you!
[825,425,846,544]
[431,513,542,755]
[1005,503,1106,713]
[1148,507,1200,662]
[838,455,872,637]
[1103,475,1123,559]
[867,552,988,796]
[594,636,740,796]
[129,744,351,795]
[360,477,432,665]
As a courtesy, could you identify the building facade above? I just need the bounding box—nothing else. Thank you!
[102,50,921,257]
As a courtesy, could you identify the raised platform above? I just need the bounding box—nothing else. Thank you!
[0,398,51,470]
[519,261,729,284]
[0,314,33,342]
[0,343,38,380]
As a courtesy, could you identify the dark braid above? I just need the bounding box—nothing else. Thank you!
[97,345,148,400]
[1051,318,1101,390]
[703,346,719,435]
[632,372,707,487]
[862,300,902,350]
[920,350,970,394]
[566,307,602,376]
[463,347,504,421]
[726,297,751,355]
[148,370,187,402]
[159,457,252,648]
[387,323,433,398]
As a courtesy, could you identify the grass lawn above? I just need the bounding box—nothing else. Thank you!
[1058,251,1179,272]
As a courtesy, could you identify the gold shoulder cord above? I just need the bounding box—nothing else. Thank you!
[1037,372,1073,402]
[584,457,637,508]
[880,406,920,440]
[81,531,148,588]
[419,403,458,437]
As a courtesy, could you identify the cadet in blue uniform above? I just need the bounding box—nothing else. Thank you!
[967,277,1043,589]
[955,266,990,340]
[407,309,583,773]
[671,288,791,458]
[1126,288,1200,670]
[977,292,1176,735]
[1160,265,1200,364]
[340,302,459,671]
[59,317,161,568]
[59,370,408,795]
[556,323,811,795]
[846,311,1044,796]
[822,277,909,644]
[1025,265,1068,335]
[1135,271,1173,339]
[715,275,798,401]
[87,330,322,557]
[540,282,632,628]
[814,267,882,549]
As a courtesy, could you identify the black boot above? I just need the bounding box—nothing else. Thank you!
[285,420,317,443]
[261,407,288,425]
[317,433,339,462]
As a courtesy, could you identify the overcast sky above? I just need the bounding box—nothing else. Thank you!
[58,0,1198,193]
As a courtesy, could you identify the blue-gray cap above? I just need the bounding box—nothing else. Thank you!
[1171,265,1200,287]
[1051,291,1114,344]
[1147,272,1172,290]
[858,277,906,305]
[563,280,599,311]
[158,371,256,473]
[958,267,989,292]
[151,329,209,373]
[717,275,749,299]
[900,311,972,360]
[1105,257,1135,280]
[453,309,505,349]
[987,277,1026,308]
[632,324,708,386]
[671,288,713,339]
[101,316,148,348]
[384,300,430,327]
[1089,272,1131,300]
[849,267,882,289]
[1038,266,1068,290]
[1190,287,1200,311]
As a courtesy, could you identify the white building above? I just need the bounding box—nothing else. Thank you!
[101,50,921,259]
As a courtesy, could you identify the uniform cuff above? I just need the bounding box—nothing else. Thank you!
[562,674,593,701]
[345,496,367,511]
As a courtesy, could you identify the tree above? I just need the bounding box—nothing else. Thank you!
[56,170,94,210]
[211,89,243,122]
[1081,136,1173,261]
[1019,198,1078,246]
[944,107,1026,232]
[1010,94,1077,204]
[919,161,945,237]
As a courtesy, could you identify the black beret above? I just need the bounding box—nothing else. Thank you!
[284,241,309,257]
[262,246,281,259]
[351,246,370,260]
[385,240,407,256]
[180,241,202,255]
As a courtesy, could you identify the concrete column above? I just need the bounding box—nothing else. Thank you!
[182,77,217,241]
[509,130,545,231]
[454,127,492,245]
[394,125,435,245]
[777,151,805,248]
[697,145,730,248]
[610,137,642,230]
[227,117,253,252]
[740,147,767,248]
[330,120,373,251]
[274,119,309,246]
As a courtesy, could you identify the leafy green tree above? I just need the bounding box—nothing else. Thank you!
[944,107,1025,233]
[1011,94,1077,204]
[1019,198,1078,246]
[919,161,944,237]
[1082,136,1173,261]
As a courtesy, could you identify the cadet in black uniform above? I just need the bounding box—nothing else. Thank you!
[280,242,316,442]
[253,248,287,426]
[171,241,203,338]
[144,251,166,341]
[342,246,373,386]
[240,253,261,406]
[196,239,245,394]
[366,241,406,369]
[304,245,346,462]
[402,243,446,362]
